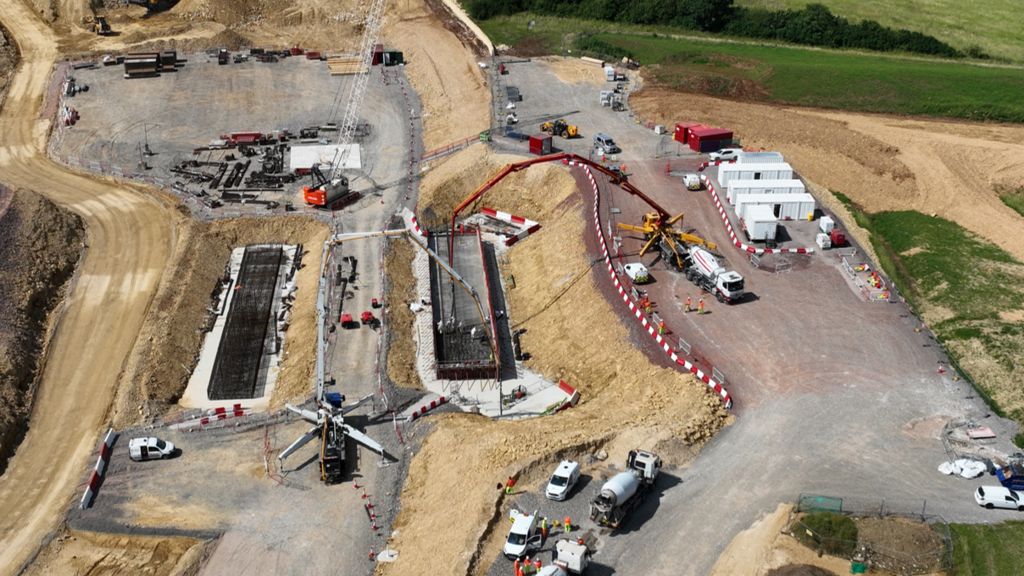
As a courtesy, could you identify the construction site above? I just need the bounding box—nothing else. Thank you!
[2,1,1024,576]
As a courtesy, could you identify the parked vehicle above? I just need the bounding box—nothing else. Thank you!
[682,173,701,191]
[708,147,742,162]
[504,510,543,560]
[623,263,650,284]
[546,460,581,501]
[593,133,621,155]
[996,463,1024,491]
[129,437,175,461]
[685,246,745,303]
[589,449,661,529]
[975,485,1024,510]
[540,119,579,139]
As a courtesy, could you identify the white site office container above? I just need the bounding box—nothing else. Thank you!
[741,204,778,241]
[726,178,806,204]
[736,193,817,221]
[718,162,793,187]
[736,151,784,164]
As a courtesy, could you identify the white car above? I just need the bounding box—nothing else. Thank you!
[708,147,742,162]
[975,485,1024,511]
[545,460,581,501]
[623,263,650,284]
[128,437,175,462]
[682,173,701,190]
[503,510,542,560]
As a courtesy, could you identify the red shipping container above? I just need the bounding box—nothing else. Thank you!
[305,51,321,60]
[674,122,704,144]
[529,134,552,156]
[371,43,385,65]
[688,127,733,151]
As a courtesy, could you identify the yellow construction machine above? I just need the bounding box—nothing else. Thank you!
[617,212,716,269]
[540,119,579,139]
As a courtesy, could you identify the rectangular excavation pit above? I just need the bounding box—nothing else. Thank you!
[182,244,299,408]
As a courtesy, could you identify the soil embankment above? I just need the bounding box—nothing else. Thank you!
[0,188,85,474]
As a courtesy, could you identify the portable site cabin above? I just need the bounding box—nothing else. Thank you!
[741,204,778,242]
[726,178,806,204]
[736,151,784,164]
[735,193,817,221]
[718,162,793,187]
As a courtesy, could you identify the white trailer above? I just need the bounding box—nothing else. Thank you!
[736,192,817,221]
[741,204,778,242]
[718,162,793,187]
[736,151,784,164]
[726,178,806,204]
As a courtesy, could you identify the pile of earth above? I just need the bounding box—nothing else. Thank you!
[0,188,84,475]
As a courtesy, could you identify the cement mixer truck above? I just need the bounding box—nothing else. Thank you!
[589,449,662,529]
[685,246,745,303]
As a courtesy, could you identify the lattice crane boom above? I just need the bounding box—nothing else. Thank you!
[328,0,387,183]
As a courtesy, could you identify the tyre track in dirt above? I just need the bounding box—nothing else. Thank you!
[0,2,175,573]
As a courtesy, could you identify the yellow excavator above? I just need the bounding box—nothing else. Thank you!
[540,119,579,139]
[617,212,716,270]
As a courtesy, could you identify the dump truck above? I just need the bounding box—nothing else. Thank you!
[589,449,662,529]
[685,246,745,303]
[540,119,579,139]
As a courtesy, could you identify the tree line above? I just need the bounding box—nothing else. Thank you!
[466,0,971,59]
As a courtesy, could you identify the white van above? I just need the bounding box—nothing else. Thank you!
[682,173,701,190]
[546,460,581,501]
[503,510,542,560]
[623,263,650,284]
[129,437,175,461]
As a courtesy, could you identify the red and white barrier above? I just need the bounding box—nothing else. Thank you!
[696,159,736,172]
[556,380,580,410]
[699,174,813,256]
[572,161,733,409]
[480,207,542,246]
[80,428,118,509]
[401,207,427,239]
[406,394,448,421]
[169,404,251,430]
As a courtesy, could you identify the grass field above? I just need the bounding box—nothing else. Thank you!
[831,200,1024,421]
[479,15,1024,123]
[740,0,1024,62]
[998,186,1024,218]
[951,522,1024,575]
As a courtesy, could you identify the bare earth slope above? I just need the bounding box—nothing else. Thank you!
[0,188,84,475]
[0,1,176,573]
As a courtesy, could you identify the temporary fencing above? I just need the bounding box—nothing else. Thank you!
[569,159,732,409]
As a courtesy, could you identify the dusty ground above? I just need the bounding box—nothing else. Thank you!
[384,0,490,149]
[630,87,1024,263]
[0,188,83,474]
[110,216,329,426]
[541,55,606,86]
[47,0,364,57]
[0,1,178,572]
[710,504,930,576]
[25,529,211,576]
[378,144,727,576]
[384,238,420,389]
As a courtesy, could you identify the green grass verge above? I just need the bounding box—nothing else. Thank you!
[479,14,1024,122]
[738,0,1024,63]
[951,522,1024,576]
[998,187,1024,218]
[833,201,1024,420]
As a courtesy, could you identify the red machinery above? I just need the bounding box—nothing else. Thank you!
[360,311,375,325]
[340,313,358,329]
[448,153,674,264]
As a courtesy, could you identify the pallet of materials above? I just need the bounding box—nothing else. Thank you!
[326,55,367,75]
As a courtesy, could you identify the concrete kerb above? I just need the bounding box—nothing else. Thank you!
[79,428,118,509]
[698,173,814,256]
[569,160,733,409]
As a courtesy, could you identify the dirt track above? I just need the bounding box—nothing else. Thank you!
[0,1,175,573]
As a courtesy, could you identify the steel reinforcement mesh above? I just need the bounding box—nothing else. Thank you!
[208,246,283,399]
